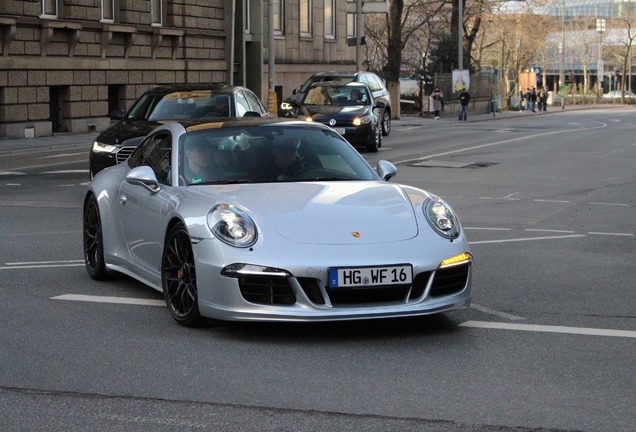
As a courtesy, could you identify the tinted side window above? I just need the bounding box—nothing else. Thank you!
[244,90,267,115]
[235,92,250,116]
[128,132,172,185]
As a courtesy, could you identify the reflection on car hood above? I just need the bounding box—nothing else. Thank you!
[207,182,418,245]
[300,105,371,119]
[95,121,159,145]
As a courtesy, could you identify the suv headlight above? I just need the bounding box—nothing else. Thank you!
[423,196,460,239]
[207,204,257,247]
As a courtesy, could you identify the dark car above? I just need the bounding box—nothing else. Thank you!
[279,71,392,136]
[293,82,383,152]
[89,83,270,177]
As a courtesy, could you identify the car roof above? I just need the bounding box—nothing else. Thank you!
[144,83,246,95]
[172,117,325,133]
[308,81,368,89]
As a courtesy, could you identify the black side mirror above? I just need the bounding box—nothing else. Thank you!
[109,108,125,121]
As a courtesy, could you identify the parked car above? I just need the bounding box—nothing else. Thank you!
[89,83,270,177]
[83,117,473,326]
[292,82,383,152]
[602,90,636,99]
[279,71,392,136]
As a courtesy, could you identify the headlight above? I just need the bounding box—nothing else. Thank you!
[207,204,257,247]
[280,102,292,110]
[423,196,460,239]
[92,141,118,153]
[353,115,372,126]
[302,116,313,122]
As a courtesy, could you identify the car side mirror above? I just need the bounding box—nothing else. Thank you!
[377,160,397,181]
[109,108,125,121]
[292,89,298,94]
[375,101,386,109]
[126,166,161,193]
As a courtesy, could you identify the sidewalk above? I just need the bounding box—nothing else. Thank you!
[0,104,604,155]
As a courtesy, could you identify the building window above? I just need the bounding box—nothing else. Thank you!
[151,0,162,26]
[347,13,357,38]
[243,0,251,33]
[324,0,335,39]
[273,0,283,35]
[102,0,115,22]
[42,0,58,18]
[300,0,312,37]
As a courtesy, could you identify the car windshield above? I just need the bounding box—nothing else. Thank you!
[302,86,370,106]
[299,76,355,93]
[179,124,379,186]
[127,91,232,121]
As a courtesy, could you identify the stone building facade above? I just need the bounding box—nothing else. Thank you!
[0,1,359,139]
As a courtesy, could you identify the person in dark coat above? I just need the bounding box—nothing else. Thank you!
[458,88,470,121]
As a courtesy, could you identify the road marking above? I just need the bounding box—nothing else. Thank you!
[533,199,571,203]
[588,232,634,237]
[588,202,629,207]
[396,121,608,164]
[470,304,526,321]
[464,227,511,231]
[525,229,576,233]
[0,172,25,176]
[51,294,165,307]
[1,259,84,270]
[40,153,87,159]
[469,234,586,245]
[460,320,636,339]
[42,169,90,174]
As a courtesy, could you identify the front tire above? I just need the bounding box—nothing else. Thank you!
[366,124,381,153]
[381,109,391,136]
[83,194,108,280]
[162,224,203,327]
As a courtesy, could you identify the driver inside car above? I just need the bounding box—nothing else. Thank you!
[256,136,303,182]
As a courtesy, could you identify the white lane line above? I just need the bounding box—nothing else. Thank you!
[39,153,87,159]
[464,227,511,231]
[42,169,90,174]
[588,232,634,237]
[460,321,636,339]
[588,202,629,207]
[470,304,526,321]
[469,234,586,245]
[51,294,165,307]
[525,229,576,233]
[396,121,608,164]
[1,263,84,270]
[533,199,571,203]
[0,172,26,176]
[6,259,84,265]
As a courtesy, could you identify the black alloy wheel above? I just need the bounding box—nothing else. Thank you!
[83,194,108,280]
[366,123,381,153]
[382,109,391,136]
[162,224,203,326]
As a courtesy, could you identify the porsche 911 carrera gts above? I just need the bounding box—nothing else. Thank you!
[83,117,472,326]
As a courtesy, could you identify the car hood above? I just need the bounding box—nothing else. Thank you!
[95,121,160,145]
[202,182,418,245]
[300,105,370,120]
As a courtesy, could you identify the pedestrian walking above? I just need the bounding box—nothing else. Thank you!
[530,87,537,112]
[458,88,470,121]
[431,86,443,120]
[524,88,532,112]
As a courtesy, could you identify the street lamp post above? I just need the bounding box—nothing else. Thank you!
[596,18,606,95]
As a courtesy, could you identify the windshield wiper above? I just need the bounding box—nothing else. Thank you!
[196,179,253,185]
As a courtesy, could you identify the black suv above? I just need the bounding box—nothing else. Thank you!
[279,71,392,136]
[89,83,269,177]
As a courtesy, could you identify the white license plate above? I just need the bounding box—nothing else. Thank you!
[328,265,412,288]
[334,128,345,135]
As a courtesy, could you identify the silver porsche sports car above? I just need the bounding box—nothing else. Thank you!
[83,117,472,326]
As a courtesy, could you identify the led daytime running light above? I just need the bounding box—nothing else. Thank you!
[439,252,472,268]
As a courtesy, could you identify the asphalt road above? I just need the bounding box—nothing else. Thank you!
[1,106,634,432]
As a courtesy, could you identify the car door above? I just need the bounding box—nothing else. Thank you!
[119,131,176,275]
